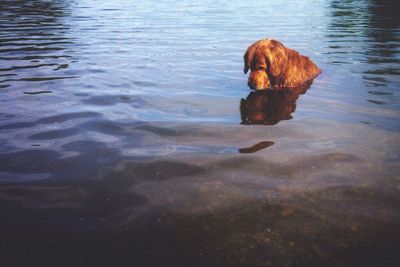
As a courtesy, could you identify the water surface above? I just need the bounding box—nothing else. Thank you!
[1,0,400,266]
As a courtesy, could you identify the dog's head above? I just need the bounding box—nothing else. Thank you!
[244,39,287,90]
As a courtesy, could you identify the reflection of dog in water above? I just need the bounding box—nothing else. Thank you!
[240,82,310,125]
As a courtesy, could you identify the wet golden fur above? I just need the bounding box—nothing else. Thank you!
[244,39,321,89]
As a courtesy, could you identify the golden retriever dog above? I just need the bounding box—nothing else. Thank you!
[244,39,321,89]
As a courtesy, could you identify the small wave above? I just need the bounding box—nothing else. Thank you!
[23,90,53,95]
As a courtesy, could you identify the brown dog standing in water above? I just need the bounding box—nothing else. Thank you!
[244,39,321,89]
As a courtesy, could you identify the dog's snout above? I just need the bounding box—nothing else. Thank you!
[247,77,257,90]
[247,80,255,90]
[247,71,269,90]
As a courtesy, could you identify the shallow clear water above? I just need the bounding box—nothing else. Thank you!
[1,0,399,266]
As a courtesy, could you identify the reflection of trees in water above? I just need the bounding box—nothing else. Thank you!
[363,0,400,90]
[0,0,74,88]
[328,0,400,93]
[326,0,367,66]
[1,0,70,19]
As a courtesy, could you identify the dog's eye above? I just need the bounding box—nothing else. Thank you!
[257,66,265,71]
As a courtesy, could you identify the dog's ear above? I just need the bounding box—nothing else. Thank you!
[263,48,284,77]
[263,41,287,77]
[244,44,258,74]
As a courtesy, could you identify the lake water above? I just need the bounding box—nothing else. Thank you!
[1,0,399,266]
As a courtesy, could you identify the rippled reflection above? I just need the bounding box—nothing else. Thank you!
[240,83,310,125]
[328,0,400,105]
[0,0,76,89]
[363,0,400,94]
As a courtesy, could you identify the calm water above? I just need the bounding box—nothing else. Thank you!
[1,0,400,266]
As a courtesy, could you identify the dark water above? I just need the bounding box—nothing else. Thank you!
[1,0,400,266]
